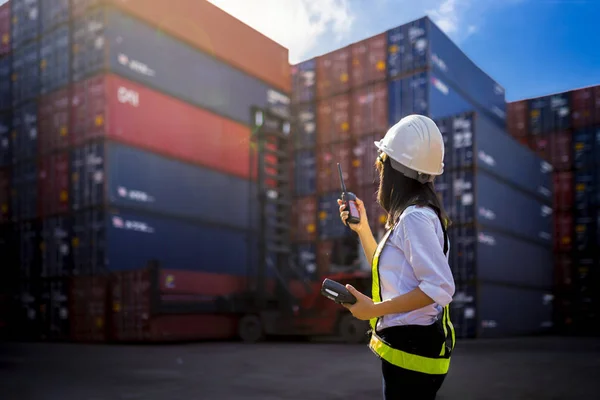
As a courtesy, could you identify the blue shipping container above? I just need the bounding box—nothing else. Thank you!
[292,59,316,105]
[12,42,40,107]
[450,225,553,288]
[386,18,428,78]
[294,103,316,149]
[448,169,553,245]
[11,101,38,162]
[40,0,69,34]
[294,150,316,196]
[528,93,571,135]
[572,127,600,171]
[17,220,40,279]
[11,160,37,222]
[71,7,290,124]
[295,242,318,281]
[70,142,105,211]
[318,191,352,239]
[573,170,595,213]
[40,24,70,95]
[71,209,106,276]
[0,56,11,111]
[0,114,11,167]
[439,112,553,203]
[448,283,477,339]
[573,216,595,255]
[40,215,72,278]
[11,0,40,49]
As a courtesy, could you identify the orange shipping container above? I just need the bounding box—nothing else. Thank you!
[291,196,317,242]
[350,33,387,88]
[507,100,528,138]
[316,94,351,145]
[316,47,351,99]
[351,82,388,137]
[316,141,353,193]
[71,0,290,93]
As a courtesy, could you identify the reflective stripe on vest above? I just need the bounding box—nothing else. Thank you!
[368,223,455,375]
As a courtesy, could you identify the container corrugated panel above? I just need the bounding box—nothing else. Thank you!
[159,269,247,297]
[11,161,37,222]
[11,42,40,107]
[17,220,40,279]
[318,191,352,239]
[291,60,316,104]
[428,72,476,120]
[573,215,595,254]
[39,277,71,340]
[570,87,594,129]
[573,170,595,214]
[553,171,573,211]
[0,56,11,111]
[38,152,69,217]
[388,72,428,124]
[316,237,361,276]
[294,103,316,149]
[316,141,353,193]
[71,209,106,276]
[39,24,69,95]
[0,168,10,223]
[71,8,290,125]
[386,18,428,79]
[105,142,255,231]
[0,3,10,55]
[528,94,571,135]
[350,33,386,88]
[38,88,70,154]
[40,215,72,277]
[292,196,317,242]
[554,212,573,252]
[0,114,11,166]
[316,47,350,99]
[353,134,379,187]
[70,142,104,211]
[11,0,40,49]
[40,0,69,34]
[295,243,318,281]
[428,20,506,126]
[109,268,151,341]
[449,170,553,244]
[549,131,572,171]
[316,94,351,145]
[71,0,290,92]
[572,127,600,171]
[434,167,452,215]
[554,254,573,290]
[528,97,548,136]
[448,283,477,339]
[71,74,253,179]
[293,150,316,196]
[69,276,108,342]
[507,100,528,138]
[351,82,388,137]
[529,136,550,162]
[11,101,38,162]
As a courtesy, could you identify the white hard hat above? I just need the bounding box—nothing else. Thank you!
[374,114,444,183]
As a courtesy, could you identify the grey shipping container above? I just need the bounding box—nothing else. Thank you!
[40,24,70,95]
[11,0,40,49]
[438,112,553,203]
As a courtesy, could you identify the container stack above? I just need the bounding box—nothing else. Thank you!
[507,86,600,334]
[291,16,555,338]
[2,0,290,342]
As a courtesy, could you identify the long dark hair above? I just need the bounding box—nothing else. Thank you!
[376,153,450,230]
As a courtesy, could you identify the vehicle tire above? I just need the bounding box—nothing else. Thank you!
[338,314,369,344]
[238,314,265,343]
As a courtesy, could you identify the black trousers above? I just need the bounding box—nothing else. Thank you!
[377,321,450,400]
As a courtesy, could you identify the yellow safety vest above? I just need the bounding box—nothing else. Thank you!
[368,217,456,375]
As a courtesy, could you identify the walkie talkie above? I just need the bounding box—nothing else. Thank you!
[338,163,360,226]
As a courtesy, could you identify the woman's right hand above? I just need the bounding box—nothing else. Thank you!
[338,197,369,234]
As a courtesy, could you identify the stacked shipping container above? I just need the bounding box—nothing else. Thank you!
[291,16,554,338]
[2,0,291,342]
[507,85,600,334]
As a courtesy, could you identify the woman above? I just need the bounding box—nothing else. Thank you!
[338,114,456,400]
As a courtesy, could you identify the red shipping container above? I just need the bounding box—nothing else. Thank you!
[0,2,9,56]
[37,152,69,217]
[316,141,353,193]
[554,212,573,252]
[570,87,594,129]
[69,276,109,342]
[0,168,9,223]
[71,0,290,92]
[353,134,380,186]
[350,33,386,88]
[528,136,550,161]
[516,136,529,149]
[554,254,573,290]
[71,74,252,179]
[316,47,351,99]
[291,196,317,242]
[316,94,351,145]
[549,131,572,171]
[159,270,246,297]
[38,88,70,154]
[351,82,388,137]
[553,171,573,210]
[507,100,528,138]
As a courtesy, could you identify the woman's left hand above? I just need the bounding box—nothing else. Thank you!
[343,285,378,321]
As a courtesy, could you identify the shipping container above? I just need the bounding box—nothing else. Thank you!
[554,254,573,291]
[573,170,595,214]
[11,41,39,106]
[291,196,317,242]
[71,0,290,92]
[448,169,553,245]
[293,149,316,197]
[553,171,574,211]
[595,86,600,125]
[350,33,386,88]
[40,0,69,34]
[0,2,9,55]
[507,100,528,138]
[353,134,380,187]
[11,101,37,162]
[572,127,600,171]
[528,93,571,135]
[38,277,71,340]
[14,279,42,339]
[0,168,9,223]
[71,209,105,276]
[40,215,72,278]
[351,82,388,137]
[318,191,353,239]
[449,225,553,288]
[11,0,40,49]
[316,237,361,277]
[316,94,351,145]
[316,47,350,99]
[386,18,428,78]
[39,24,69,95]
[553,212,573,253]
[572,256,597,294]
[573,215,596,255]
[71,8,289,124]
[16,220,40,279]
[294,242,318,281]
[70,74,254,179]
[529,136,550,162]
[0,56,11,111]
[38,88,69,154]
[293,103,316,149]
[549,131,572,171]
[11,160,37,222]
[570,86,600,129]
[316,141,353,193]
[0,114,11,165]
[69,275,109,342]
[439,112,553,203]
[448,283,477,339]
[38,152,70,217]
[292,59,316,105]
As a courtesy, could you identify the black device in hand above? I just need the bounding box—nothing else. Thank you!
[321,278,357,305]
[338,163,360,226]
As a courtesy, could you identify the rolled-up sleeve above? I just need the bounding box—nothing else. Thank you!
[396,210,455,307]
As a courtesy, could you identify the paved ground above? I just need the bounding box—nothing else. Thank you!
[0,336,599,399]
